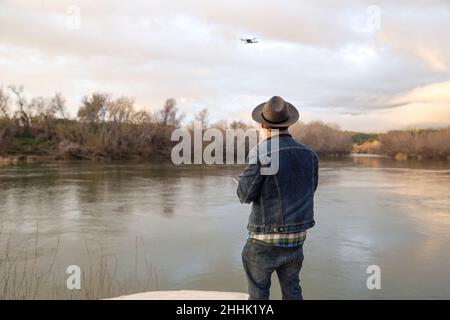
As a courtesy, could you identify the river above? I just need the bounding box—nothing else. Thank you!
[0,156,449,299]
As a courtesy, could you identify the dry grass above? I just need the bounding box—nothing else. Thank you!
[0,225,157,300]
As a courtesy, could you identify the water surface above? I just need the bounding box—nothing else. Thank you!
[1,156,449,299]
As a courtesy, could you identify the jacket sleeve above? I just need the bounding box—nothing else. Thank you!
[237,163,265,204]
[313,152,319,192]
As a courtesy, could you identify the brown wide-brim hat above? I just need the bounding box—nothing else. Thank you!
[252,96,299,128]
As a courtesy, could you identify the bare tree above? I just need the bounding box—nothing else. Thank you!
[77,93,109,124]
[0,86,10,119]
[28,96,60,137]
[29,96,50,117]
[156,98,184,127]
[132,109,152,124]
[230,120,250,130]
[211,119,228,130]
[194,108,209,128]
[107,96,135,124]
[9,85,30,127]
[51,92,68,120]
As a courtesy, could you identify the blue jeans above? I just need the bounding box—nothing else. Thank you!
[242,239,304,300]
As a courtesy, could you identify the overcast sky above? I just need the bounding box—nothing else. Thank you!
[1,0,449,132]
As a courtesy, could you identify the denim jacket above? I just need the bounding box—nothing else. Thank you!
[237,133,319,234]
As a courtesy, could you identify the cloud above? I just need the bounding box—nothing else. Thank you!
[389,81,450,106]
[374,3,450,73]
[0,0,449,131]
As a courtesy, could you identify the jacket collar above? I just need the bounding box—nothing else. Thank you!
[264,133,292,142]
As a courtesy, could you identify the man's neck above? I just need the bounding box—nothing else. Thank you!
[262,130,290,140]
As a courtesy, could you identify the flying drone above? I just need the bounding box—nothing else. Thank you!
[240,37,258,44]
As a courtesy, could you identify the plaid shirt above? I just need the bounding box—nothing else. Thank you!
[248,231,307,248]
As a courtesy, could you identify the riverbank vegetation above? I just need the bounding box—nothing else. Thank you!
[351,127,450,161]
[377,128,450,161]
[0,85,354,161]
[0,227,157,299]
[290,121,353,156]
[1,85,449,162]
[0,85,181,161]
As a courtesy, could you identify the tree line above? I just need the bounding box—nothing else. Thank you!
[0,86,356,161]
[378,128,450,160]
[351,127,450,160]
[1,85,448,162]
[0,85,183,160]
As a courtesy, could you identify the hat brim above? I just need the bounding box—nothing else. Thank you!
[251,102,299,128]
